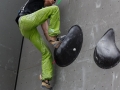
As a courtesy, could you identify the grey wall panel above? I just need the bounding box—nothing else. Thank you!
[0,68,16,90]
[16,66,41,90]
[18,39,41,71]
[0,1,22,71]
[16,0,120,90]
[0,0,26,90]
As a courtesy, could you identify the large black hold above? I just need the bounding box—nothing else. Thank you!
[54,25,83,67]
[94,28,120,69]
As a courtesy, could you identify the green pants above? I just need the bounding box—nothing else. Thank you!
[19,5,60,80]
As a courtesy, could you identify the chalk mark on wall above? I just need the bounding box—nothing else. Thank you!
[95,0,101,8]
[0,43,12,50]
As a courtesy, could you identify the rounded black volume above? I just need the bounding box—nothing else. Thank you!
[94,28,120,69]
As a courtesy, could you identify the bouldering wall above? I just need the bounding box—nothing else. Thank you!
[16,0,120,90]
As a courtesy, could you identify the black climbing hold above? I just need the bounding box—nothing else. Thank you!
[54,25,83,67]
[94,28,120,69]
